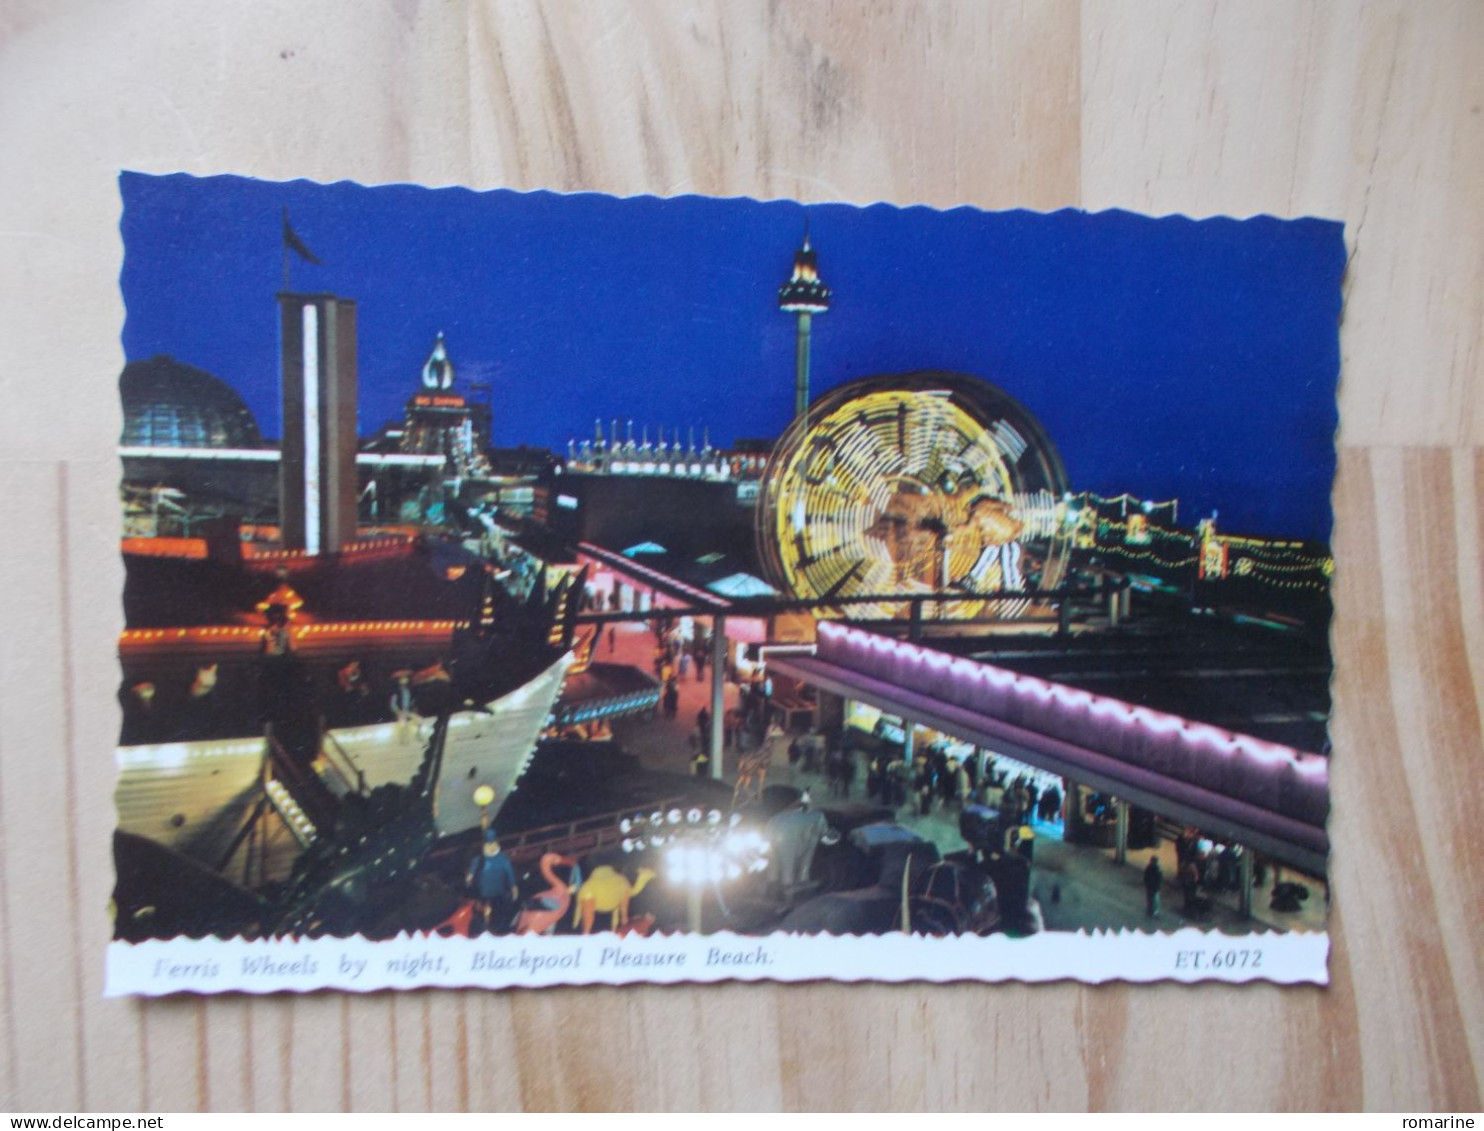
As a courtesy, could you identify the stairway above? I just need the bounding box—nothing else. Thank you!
[263,731,342,845]
[265,778,317,847]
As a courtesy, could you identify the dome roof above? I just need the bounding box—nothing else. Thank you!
[120,355,264,449]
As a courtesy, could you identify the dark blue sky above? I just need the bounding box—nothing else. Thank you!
[119,173,1343,541]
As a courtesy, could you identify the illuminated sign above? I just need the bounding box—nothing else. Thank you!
[412,395,467,408]
[1200,537,1230,580]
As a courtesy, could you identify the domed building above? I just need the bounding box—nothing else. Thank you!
[119,354,279,534]
[120,354,264,449]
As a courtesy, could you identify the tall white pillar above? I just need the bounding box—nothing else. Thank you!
[709,616,726,781]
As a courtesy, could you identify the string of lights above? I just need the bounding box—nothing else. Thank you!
[1074,491,1179,508]
[1088,510,1332,591]
[1228,552,1335,572]
[1099,545,1200,569]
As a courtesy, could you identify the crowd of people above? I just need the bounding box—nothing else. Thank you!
[1143,831,1266,919]
[859,745,1065,826]
[638,619,713,733]
[1173,828,1248,916]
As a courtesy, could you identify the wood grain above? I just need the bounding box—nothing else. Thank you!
[0,0,1479,1111]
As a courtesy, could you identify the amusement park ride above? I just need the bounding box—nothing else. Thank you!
[113,220,1332,946]
[756,371,1074,622]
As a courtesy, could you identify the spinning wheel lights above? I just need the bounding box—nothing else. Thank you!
[756,372,1072,621]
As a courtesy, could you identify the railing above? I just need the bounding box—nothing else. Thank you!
[319,729,367,797]
[430,795,689,866]
[499,798,680,862]
[264,730,341,831]
[554,686,662,726]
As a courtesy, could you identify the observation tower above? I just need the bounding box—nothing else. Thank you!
[777,223,831,422]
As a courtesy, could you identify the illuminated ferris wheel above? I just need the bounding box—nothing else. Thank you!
[756,372,1073,621]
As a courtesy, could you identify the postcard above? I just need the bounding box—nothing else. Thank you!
[107,174,1340,994]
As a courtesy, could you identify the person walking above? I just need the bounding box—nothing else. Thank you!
[839,748,856,798]
[1179,858,1202,915]
[887,757,911,809]
[914,755,935,816]
[1040,783,1062,823]
[824,744,845,797]
[1143,855,1163,917]
[951,758,971,810]
[467,831,519,934]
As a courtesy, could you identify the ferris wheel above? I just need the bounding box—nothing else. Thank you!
[755,371,1073,621]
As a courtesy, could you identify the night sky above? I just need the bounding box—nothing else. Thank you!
[119,173,1344,541]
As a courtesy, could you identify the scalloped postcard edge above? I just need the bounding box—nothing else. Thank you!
[110,173,1340,996]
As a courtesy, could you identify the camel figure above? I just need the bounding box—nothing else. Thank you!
[514,853,580,936]
[572,865,656,934]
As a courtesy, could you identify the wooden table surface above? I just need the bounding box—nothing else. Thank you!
[1,1,1480,1112]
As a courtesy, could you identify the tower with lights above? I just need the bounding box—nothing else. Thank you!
[777,223,830,421]
[400,332,490,476]
[278,291,359,554]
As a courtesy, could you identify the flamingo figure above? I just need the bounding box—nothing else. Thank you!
[514,853,580,935]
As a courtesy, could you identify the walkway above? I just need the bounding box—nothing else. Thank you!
[589,620,1327,936]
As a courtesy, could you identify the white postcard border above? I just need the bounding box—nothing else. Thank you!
[106,928,1327,996]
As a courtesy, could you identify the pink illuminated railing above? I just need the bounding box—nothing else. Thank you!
[813,621,1329,831]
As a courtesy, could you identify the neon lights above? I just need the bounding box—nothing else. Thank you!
[120,537,208,559]
[813,622,1327,818]
[120,619,464,649]
[759,378,1072,623]
[302,302,320,556]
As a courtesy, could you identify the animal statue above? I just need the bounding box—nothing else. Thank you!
[572,865,656,934]
[514,853,580,936]
[732,749,771,805]
[431,900,476,938]
[766,805,831,891]
[614,913,656,938]
[732,724,786,806]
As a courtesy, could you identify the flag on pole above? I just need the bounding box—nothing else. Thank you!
[282,208,322,264]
